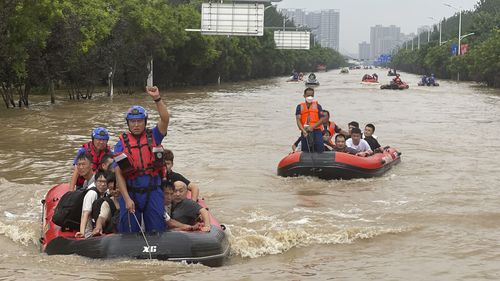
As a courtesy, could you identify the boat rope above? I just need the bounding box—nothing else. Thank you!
[132,212,152,259]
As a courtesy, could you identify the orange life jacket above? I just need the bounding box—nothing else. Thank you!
[322,121,336,145]
[299,101,322,130]
[118,129,163,179]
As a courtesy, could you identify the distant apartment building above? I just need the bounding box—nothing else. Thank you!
[358,41,371,61]
[370,25,401,59]
[281,8,340,51]
[281,9,306,27]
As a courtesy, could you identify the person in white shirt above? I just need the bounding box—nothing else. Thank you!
[76,170,108,238]
[346,127,373,157]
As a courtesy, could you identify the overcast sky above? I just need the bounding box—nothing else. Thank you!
[276,0,480,54]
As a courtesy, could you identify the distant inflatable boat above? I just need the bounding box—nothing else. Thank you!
[40,184,230,267]
[380,83,409,90]
[277,147,401,180]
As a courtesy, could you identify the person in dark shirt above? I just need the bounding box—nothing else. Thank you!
[171,181,210,232]
[363,123,382,152]
[163,149,200,201]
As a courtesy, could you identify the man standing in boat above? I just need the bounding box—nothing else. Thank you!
[296,87,326,153]
[114,86,170,233]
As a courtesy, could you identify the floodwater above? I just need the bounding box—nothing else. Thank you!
[1,69,500,280]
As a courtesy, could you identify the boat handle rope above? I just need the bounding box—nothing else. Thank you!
[131,212,152,260]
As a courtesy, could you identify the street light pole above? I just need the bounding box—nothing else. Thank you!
[444,3,462,55]
[418,32,420,49]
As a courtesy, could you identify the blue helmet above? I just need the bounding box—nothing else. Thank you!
[92,127,109,140]
[125,105,148,121]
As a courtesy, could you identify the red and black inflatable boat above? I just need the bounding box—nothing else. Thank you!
[277,147,401,180]
[40,184,230,267]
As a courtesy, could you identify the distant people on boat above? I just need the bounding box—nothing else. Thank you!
[74,153,96,190]
[75,170,110,238]
[299,72,304,81]
[372,73,378,81]
[388,69,397,76]
[295,87,326,153]
[92,172,120,236]
[163,149,200,202]
[419,74,438,86]
[70,127,112,191]
[163,182,197,231]
[171,181,211,232]
[392,73,403,85]
[363,124,382,153]
[113,86,169,233]
[291,70,299,81]
[332,134,357,154]
[346,128,373,157]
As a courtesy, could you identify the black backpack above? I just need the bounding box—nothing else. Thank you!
[52,187,96,231]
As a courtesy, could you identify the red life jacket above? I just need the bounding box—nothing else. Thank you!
[118,129,163,179]
[82,141,111,171]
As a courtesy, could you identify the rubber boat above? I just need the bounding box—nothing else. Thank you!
[417,82,439,86]
[40,183,230,267]
[305,79,320,86]
[277,147,401,180]
[380,82,409,90]
[340,68,349,74]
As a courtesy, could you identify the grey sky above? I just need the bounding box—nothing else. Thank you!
[276,0,480,54]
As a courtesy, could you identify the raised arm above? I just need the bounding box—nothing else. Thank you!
[146,86,169,136]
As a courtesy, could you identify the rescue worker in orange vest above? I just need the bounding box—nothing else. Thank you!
[320,110,349,150]
[295,87,326,153]
[114,86,170,233]
[69,127,112,191]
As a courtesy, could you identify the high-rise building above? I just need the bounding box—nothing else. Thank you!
[281,9,340,51]
[318,10,340,50]
[358,41,371,61]
[281,9,306,27]
[370,25,401,59]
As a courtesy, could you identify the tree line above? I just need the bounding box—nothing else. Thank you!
[0,0,346,109]
[390,0,500,87]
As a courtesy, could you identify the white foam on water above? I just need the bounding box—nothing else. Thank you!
[0,220,39,246]
[226,208,409,258]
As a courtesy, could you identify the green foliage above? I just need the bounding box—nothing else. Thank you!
[1,0,346,108]
[392,0,500,87]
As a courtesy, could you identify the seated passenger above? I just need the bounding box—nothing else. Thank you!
[332,134,357,154]
[363,123,382,153]
[99,154,114,173]
[163,149,200,202]
[320,110,349,147]
[163,183,198,231]
[74,153,96,190]
[421,75,428,85]
[69,127,111,191]
[346,128,373,157]
[92,172,120,236]
[171,181,211,232]
[372,73,378,81]
[76,170,109,238]
[346,121,360,140]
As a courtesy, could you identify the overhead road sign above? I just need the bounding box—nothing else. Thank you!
[201,3,264,36]
[274,31,310,50]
